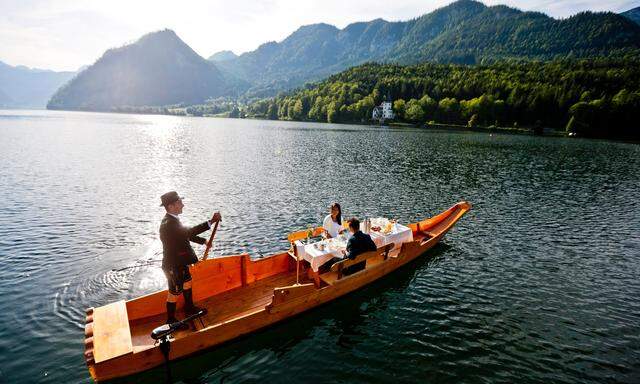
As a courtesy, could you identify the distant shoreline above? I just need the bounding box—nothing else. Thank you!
[10,107,636,143]
[29,107,569,137]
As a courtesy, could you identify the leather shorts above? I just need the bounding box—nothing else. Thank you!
[163,266,192,295]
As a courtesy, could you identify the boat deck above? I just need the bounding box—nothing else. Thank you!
[129,271,301,352]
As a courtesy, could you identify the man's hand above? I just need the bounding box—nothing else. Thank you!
[210,211,222,224]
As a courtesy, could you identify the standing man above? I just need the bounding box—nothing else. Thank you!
[159,191,221,325]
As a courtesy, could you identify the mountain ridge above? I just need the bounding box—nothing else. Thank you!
[47,29,244,111]
[621,6,640,24]
[0,60,75,108]
[214,0,640,98]
[208,50,238,62]
[43,0,640,111]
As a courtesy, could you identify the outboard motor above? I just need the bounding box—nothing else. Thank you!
[150,309,207,383]
[151,323,172,341]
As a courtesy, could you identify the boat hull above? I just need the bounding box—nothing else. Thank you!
[86,201,471,381]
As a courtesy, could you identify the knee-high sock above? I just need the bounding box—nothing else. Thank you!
[183,288,194,310]
[166,301,177,323]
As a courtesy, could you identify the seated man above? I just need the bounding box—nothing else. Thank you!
[341,217,377,275]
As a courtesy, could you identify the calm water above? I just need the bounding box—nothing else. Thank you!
[0,110,639,384]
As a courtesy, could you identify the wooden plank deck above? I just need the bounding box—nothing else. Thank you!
[128,271,300,352]
[93,300,133,363]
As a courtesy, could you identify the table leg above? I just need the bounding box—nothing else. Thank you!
[308,269,320,287]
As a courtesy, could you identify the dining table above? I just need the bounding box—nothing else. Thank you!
[294,219,414,273]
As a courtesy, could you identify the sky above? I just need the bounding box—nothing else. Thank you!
[0,0,638,71]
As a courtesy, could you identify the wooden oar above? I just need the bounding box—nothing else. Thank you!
[201,220,220,261]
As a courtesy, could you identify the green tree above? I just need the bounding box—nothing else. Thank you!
[249,59,640,138]
[405,99,425,123]
[438,97,460,123]
[393,99,406,120]
[327,102,339,123]
[568,101,599,136]
[228,107,240,118]
[468,114,478,128]
[267,103,278,120]
[566,115,577,133]
[419,95,437,120]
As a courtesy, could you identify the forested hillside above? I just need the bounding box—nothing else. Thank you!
[217,0,640,97]
[622,6,640,25]
[247,60,640,139]
[42,0,640,117]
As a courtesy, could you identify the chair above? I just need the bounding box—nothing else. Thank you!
[287,227,325,243]
[287,227,324,285]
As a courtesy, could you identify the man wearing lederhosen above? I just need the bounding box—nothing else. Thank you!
[159,191,221,325]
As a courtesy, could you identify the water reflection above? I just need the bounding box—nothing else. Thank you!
[0,111,638,383]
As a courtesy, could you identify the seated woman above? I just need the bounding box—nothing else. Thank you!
[323,202,346,239]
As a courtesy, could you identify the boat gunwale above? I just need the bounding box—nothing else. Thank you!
[86,201,471,381]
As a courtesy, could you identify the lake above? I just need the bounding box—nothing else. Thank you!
[0,110,638,383]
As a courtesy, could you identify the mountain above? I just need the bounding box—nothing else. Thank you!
[43,0,640,109]
[215,0,640,97]
[402,9,640,63]
[208,50,238,62]
[47,29,244,111]
[213,20,405,97]
[622,6,640,25]
[0,61,75,108]
[0,87,13,107]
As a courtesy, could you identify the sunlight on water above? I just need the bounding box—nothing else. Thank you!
[0,110,638,384]
[136,268,166,292]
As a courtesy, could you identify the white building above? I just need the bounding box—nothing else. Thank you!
[372,101,395,122]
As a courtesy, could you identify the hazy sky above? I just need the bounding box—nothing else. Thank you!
[1,0,638,71]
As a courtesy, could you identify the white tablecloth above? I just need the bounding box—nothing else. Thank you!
[369,223,413,256]
[295,222,414,272]
[294,237,345,272]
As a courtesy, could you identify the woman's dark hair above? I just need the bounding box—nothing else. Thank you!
[347,217,360,231]
[330,202,342,225]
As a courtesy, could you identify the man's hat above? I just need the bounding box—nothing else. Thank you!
[160,191,182,207]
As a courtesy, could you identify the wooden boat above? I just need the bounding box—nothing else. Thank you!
[84,201,471,381]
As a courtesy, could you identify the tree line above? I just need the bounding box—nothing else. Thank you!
[246,59,640,138]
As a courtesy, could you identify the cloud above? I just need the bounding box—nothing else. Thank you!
[0,0,637,71]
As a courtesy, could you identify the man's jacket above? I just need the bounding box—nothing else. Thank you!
[346,230,377,260]
[159,214,210,269]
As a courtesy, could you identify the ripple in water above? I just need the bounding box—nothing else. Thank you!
[0,111,639,383]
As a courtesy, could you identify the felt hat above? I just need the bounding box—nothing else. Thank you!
[160,191,182,207]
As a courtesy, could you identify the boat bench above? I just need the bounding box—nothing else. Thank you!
[320,243,394,285]
[92,300,133,363]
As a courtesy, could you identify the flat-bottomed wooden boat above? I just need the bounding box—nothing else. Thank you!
[84,201,471,381]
